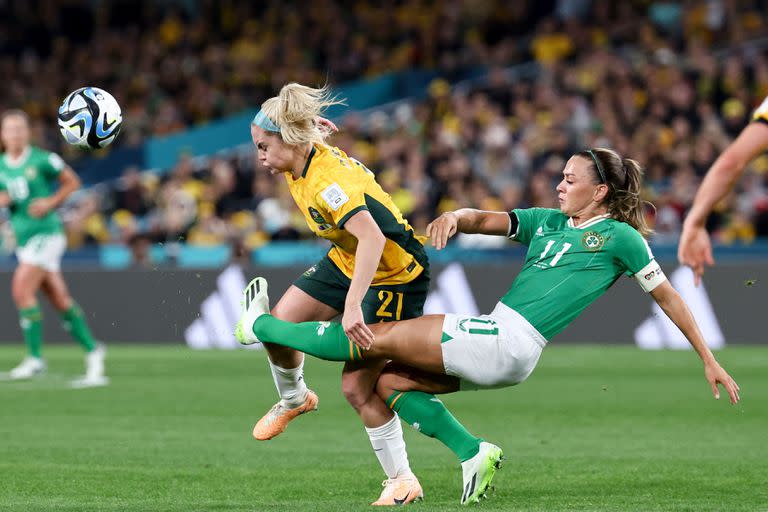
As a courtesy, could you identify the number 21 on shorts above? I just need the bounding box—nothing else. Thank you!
[376,290,404,320]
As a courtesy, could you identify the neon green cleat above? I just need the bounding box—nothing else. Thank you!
[460,442,504,505]
[234,277,270,345]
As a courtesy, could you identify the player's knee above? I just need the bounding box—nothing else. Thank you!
[11,283,35,308]
[375,373,398,403]
[341,374,374,410]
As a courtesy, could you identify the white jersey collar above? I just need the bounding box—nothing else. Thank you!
[3,146,31,168]
[567,213,610,230]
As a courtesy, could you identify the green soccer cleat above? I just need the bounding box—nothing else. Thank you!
[234,277,270,345]
[460,442,504,505]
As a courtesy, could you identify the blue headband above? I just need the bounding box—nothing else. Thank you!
[252,110,280,132]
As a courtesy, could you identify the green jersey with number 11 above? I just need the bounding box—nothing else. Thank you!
[500,208,666,340]
[0,146,66,246]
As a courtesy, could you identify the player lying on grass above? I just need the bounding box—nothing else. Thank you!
[236,147,741,505]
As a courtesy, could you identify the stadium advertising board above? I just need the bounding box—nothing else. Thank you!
[0,263,763,345]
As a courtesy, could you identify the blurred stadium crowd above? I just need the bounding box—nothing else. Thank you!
[2,0,768,258]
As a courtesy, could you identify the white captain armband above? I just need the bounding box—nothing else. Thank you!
[633,260,666,292]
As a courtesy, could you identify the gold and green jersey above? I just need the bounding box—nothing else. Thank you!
[501,208,666,340]
[284,143,427,286]
[0,146,66,246]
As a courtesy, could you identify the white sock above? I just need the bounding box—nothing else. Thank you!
[366,413,413,479]
[269,358,308,408]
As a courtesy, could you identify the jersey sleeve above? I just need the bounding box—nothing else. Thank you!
[314,171,369,229]
[752,96,768,125]
[41,152,66,179]
[614,226,666,292]
[509,208,552,245]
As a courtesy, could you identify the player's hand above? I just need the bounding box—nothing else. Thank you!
[316,117,338,135]
[426,212,458,250]
[0,192,11,208]
[678,222,714,286]
[342,303,374,350]
[28,197,55,218]
[704,361,740,404]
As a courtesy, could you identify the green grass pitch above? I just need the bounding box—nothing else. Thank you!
[0,345,765,511]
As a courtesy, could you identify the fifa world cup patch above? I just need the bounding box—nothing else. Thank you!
[581,231,605,251]
[320,183,349,211]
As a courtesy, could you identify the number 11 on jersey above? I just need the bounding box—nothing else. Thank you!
[538,241,572,267]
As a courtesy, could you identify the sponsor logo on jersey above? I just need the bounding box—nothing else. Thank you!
[581,231,604,251]
[25,167,36,180]
[307,206,332,230]
[535,227,544,236]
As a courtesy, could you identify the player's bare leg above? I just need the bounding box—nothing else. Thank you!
[8,263,47,379]
[253,285,337,440]
[342,359,423,505]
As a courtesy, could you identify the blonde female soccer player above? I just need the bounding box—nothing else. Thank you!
[0,110,106,387]
[248,83,463,504]
[237,147,740,505]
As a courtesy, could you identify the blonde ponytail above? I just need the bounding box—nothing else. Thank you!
[259,84,345,145]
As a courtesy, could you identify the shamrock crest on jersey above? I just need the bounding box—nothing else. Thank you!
[581,231,605,251]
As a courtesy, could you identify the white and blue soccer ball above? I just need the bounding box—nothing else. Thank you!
[57,87,122,149]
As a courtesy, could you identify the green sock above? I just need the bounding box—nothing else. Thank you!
[62,303,96,352]
[387,391,481,462]
[19,306,43,358]
[253,315,362,361]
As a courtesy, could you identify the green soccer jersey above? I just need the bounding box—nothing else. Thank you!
[0,146,66,246]
[500,208,665,340]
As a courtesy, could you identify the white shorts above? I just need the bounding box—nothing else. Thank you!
[15,233,67,272]
[440,302,546,390]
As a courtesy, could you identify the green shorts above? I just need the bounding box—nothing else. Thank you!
[293,256,430,322]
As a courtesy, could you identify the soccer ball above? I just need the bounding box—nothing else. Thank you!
[57,87,122,149]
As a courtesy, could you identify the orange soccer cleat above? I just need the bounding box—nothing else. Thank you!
[371,475,424,506]
[252,390,319,441]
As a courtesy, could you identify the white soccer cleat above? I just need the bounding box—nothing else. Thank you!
[70,375,109,389]
[234,277,270,345]
[460,442,504,505]
[8,356,46,380]
[71,344,109,388]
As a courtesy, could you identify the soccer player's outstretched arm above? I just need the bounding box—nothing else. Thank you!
[679,122,768,285]
[649,280,741,404]
[427,209,512,249]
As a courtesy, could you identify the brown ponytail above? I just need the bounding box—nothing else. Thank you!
[578,148,654,237]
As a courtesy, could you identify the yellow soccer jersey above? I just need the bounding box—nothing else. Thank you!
[284,143,427,286]
[752,95,768,124]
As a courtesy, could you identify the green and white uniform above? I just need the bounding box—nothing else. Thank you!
[0,146,67,271]
[441,208,666,389]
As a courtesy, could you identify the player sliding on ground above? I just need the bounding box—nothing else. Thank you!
[236,148,741,505]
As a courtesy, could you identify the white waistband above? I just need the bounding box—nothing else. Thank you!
[489,302,547,348]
